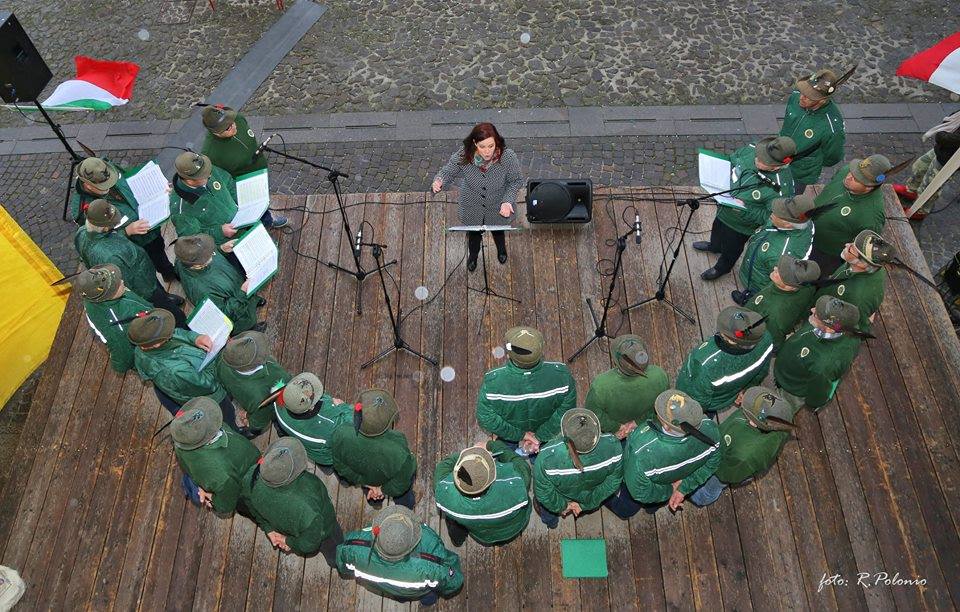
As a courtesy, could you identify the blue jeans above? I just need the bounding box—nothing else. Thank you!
[794,182,808,196]
[604,484,645,519]
[688,475,728,507]
[260,209,274,227]
[535,500,559,528]
[419,591,439,606]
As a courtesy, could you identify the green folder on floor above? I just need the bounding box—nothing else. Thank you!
[561,539,608,579]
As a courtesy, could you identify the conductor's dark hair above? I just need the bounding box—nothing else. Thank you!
[460,123,505,165]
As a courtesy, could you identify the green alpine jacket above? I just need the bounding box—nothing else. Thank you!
[476,360,577,443]
[170,166,239,245]
[811,164,886,259]
[746,283,817,349]
[583,366,670,433]
[215,357,290,430]
[330,427,417,497]
[716,144,795,236]
[69,160,162,248]
[174,426,259,514]
[74,227,158,300]
[133,329,227,404]
[738,221,814,294]
[815,263,886,330]
[83,290,153,373]
[779,92,846,185]
[715,408,790,484]
[774,323,862,409]
[201,115,269,178]
[177,252,259,333]
[533,433,624,513]
[624,419,722,501]
[675,334,774,412]
[274,396,354,466]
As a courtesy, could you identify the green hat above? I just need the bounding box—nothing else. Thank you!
[655,390,704,428]
[174,234,215,267]
[755,136,797,167]
[777,255,820,287]
[797,68,839,100]
[716,306,766,348]
[222,331,271,370]
[174,152,213,181]
[504,326,544,368]
[849,154,892,187]
[280,372,324,415]
[75,264,123,302]
[77,157,119,190]
[201,104,237,135]
[85,199,124,228]
[560,408,601,453]
[853,230,898,267]
[170,397,223,450]
[259,437,308,487]
[814,295,860,332]
[771,194,816,224]
[610,334,649,375]
[357,388,398,437]
[453,445,496,496]
[127,308,175,346]
[741,386,795,432]
[372,505,421,562]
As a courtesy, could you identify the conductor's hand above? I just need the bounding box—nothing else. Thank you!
[431,178,443,193]
[499,202,514,218]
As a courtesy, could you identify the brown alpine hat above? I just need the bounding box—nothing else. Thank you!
[127,308,176,346]
[755,136,797,167]
[771,194,816,224]
[174,152,213,181]
[75,264,123,302]
[77,157,119,190]
[174,234,216,268]
[201,104,237,135]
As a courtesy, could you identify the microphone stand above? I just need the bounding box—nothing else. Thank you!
[360,242,438,369]
[621,181,770,324]
[262,144,395,315]
[26,100,85,222]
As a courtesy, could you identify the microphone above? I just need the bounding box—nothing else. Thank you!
[254,133,278,157]
[752,171,780,192]
[355,228,363,254]
[634,214,642,245]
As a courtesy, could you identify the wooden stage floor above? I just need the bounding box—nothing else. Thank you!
[2,186,959,611]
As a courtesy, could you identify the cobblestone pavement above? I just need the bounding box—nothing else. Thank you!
[3,133,956,276]
[2,0,958,129]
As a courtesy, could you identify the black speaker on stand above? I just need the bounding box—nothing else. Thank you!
[525,179,592,224]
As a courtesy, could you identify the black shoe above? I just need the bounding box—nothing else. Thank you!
[256,297,267,308]
[161,269,180,283]
[252,322,268,332]
[692,241,715,253]
[700,266,725,281]
[269,214,289,229]
[467,255,478,272]
[236,426,262,440]
[731,290,750,305]
[497,251,507,265]
[168,294,185,306]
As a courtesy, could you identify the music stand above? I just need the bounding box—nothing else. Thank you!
[448,225,521,335]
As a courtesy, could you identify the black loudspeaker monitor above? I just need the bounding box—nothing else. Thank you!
[525,179,592,224]
[0,12,52,103]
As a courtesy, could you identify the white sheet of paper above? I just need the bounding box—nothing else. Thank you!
[126,161,171,228]
[698,150,745,209]
[232,169,270,228]
[233,224,278,295]
[187,298,233,370]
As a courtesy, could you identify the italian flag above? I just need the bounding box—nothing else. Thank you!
[896,32,960,95]
[35,56,140,111]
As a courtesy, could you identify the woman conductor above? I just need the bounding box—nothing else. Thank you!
[432,123,524,271]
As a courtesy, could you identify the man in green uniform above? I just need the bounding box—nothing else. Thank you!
[171,396,259,514]
[273,372,352,470]
[583,334,670,440]
[200,105,286,228]
[533,408,624,527]
[809,154,891,275]
[75,199,185,325]
[241,438,342,565]
[780,68,849,194]
[694,136,797,280]
[75,264,153,373]
[689,386,795,506]
[746,255,821,349]
[330,389,417,509]
[614,390,721,515]
[675,307,774,413]
[337,505,463,605]
[70,156,177,280]
[169,152,240,246]
[174,233,263,333]
[476,326,577,455]
[215,331,289,436]
[433,439,532,546]
[128,308,237,428]
[774,296,864,412]
[733,194,816,303]
[815,229,896,330]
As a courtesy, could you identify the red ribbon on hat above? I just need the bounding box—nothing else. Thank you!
[136,311,149,318]
[734,330,745,339]
[354,403,362,412]
[214,103,225,109]
[783,156,793,164]
[257,456,265,465]
[372,526,381,536]
[175,409,185,417]
[81,202,90,212]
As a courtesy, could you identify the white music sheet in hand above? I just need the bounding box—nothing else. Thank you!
[233,223,278,295]
[698,149,744,209]
[127,161,171,228]
[186,297,234,371]
[232,168,270,228]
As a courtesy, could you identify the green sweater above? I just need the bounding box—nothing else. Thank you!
[201,115,269,178]
[715,409,790,484]
[774,323,862,408]
[241,468,338,556]
[214,357,290,430]
[337,524,463,599]
[675,334,774,412]
[779,92,845,185]
[174,427,259,514]
[133,329,227,404]
[533,433,624,513]
[274,396,354,466]
[738,221,814,294]
[177,252,259,333]
[811,164,886,259]
[170,166,239,245]
[716,144,795,236]
[330,428,417,497]
[476,360,577,443]
[583,366,670,433]
[83,290,153,373]
[74,227,158,301]
[69,160,161,248]
[433,440,531,545]
[624,419,722,501]
[815,263,886,330]
[745,283,817,349]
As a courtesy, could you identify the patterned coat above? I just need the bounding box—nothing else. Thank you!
[434,147,524,226]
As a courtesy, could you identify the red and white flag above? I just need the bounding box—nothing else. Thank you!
[896,32,960,95]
